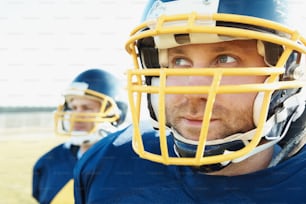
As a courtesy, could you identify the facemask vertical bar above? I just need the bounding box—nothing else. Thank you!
[195,70,221,162]
[158,69,170,163]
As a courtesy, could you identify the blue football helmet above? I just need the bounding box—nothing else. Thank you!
[125,0,306,172]
[54,68,128,145]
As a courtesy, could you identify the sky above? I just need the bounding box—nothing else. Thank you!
[0,0,305,107]
[0,0,146,107]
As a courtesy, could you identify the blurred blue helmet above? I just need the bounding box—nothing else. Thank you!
[54,68,128,143]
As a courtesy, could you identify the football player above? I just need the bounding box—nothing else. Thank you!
[32,68,128,204]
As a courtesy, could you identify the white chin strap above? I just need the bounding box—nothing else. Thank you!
[68,122,121,146]
[69,131,101,146]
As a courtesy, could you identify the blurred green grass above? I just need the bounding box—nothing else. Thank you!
[0,128,67,204]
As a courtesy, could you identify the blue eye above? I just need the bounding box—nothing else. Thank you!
[218,55,236,64]
[174,58,191,67]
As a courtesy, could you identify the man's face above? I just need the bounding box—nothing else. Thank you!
[67,96,101,132]
[165,40,267,142]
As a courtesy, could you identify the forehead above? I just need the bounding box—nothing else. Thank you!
[67,96,101,106]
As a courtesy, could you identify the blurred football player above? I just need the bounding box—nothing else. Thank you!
[32,68,128,204]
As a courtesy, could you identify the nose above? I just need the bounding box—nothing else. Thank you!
[72,107,87,120]
[186,74,213,86]
[180,74,212,102]
[167,70,213,86]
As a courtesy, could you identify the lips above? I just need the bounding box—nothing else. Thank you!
[184,118,203,126]
[179,116,203,133]
[183,114,217,123]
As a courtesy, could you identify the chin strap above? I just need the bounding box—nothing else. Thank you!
[172,112,294,173]
[67,121,121,146]
[68,131,101,146]
[173,139,245,173]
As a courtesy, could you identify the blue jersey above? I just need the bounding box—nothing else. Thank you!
[74,126,306,203]
[32,143,79,204]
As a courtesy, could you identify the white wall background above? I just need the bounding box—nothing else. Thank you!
[0,0,147,106]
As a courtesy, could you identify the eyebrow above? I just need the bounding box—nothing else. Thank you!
[213,46,229,52]
[170,42,247,54]
[168,48,185,54]
[169,46,229,54]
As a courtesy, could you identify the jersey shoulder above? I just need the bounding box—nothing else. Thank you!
[74,121,157,176]
[34,143,77,170]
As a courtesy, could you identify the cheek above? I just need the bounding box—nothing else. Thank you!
[217,92,257,113]
[165,93,184,105]
[217,75,266,109]
[166,76,179,86]
[221,75,267,85]
[165,94,186,119]
[167,75,213,86]
[220,75,265,104]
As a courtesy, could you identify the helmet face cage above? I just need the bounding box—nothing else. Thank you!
[125,0,306,167]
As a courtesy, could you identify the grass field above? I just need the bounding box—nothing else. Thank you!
[0,127,67,204]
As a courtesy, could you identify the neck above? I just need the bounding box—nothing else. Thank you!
[79,143,93,155]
